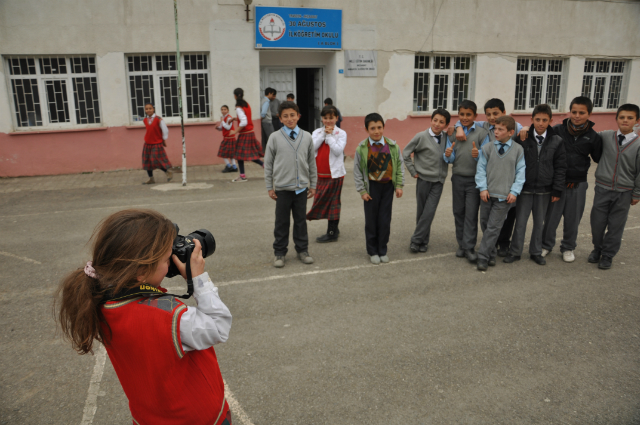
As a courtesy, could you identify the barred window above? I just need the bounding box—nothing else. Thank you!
[413,54,474,112]
[5,56,101,129]
[514,58,566,111]
[581,60,628,110]
[126,54,210,123]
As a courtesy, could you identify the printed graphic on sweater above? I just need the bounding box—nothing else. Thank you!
[368,143,393,182]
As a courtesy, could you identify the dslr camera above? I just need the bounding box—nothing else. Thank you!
[166,225,215,296]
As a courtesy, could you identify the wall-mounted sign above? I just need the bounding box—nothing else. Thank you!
[255,6,342,50]
[344,50,377,77]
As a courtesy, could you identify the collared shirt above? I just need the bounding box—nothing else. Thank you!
[260,97,271,119]
[429,127,443,143]
[369,137,385,146]
[617,129,638,147]
[145,113,169,140]
[534,129,547,143]
[220,113,233,130]
[475,139,527,201]
[284,125,301,140]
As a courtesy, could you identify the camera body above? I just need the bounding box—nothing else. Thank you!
[166,225,216,278]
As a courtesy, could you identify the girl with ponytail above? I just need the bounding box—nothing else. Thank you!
[55,209,233,425]
[229,87,264,182]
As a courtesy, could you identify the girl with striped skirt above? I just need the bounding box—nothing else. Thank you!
[307,105,348,242]
[141,103,173,185]
[216,104,238,173]
[228,88,264,183]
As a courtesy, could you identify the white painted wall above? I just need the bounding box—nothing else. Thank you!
[0,65,13,133]
[627,60,640,106]
[96,52,129,127]
[473,55,518,114]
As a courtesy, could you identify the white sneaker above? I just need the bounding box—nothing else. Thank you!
[370,255,381,265]
[562,250,575,263]
[541,249,550,258]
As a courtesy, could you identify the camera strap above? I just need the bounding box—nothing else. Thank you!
[176,245,194,299]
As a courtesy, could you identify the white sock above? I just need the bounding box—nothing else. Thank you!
[231,159,237,166]
[224,159,231,165]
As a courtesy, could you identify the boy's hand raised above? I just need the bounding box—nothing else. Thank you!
[456,127,467,142]
[445,142,455,157]
[471,141,479,158]
[519,127,529,141]
[447,126,455,136]
[480,190,490,202]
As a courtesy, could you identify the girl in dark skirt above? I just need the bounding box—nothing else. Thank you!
[142,103,173,184]
[307,105,348,242]
[216,104,238,173]
[228,88,264,183]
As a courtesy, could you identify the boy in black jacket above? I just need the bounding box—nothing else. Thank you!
[505,105,566,265]
[541,96,602,263]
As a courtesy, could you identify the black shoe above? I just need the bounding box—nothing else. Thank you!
[503,254,521,264]
[588,250,601,264]
[598,256,612,270]
[488,257,496,267]
[477,260,488,271]
[222,165,232,173]
[230,166,238,173]
[410,243,420,253]
[419,244,428,253]
[317,220,339,243]
[497,245,509,257]
[530,254,546,265]
[456,248,466,258]
[465,249,477,263]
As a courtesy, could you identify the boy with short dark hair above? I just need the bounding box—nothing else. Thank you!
[444,100,489,263]
[270,88,282,131]
[588,103,640,270]
[354,113,404,264]
[403,107,450,253]
[475,115,526,271]
[264,101,317,268]
[541,96,602,263]
[505,104,566,266]
[286,93,295,102]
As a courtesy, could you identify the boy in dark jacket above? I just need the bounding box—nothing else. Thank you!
[588,104,640,270]
[504,104,566,265]
[541,96,602,263]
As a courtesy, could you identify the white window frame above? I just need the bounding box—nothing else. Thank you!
[412,54,476,113]
[4,55,102,131]
[514,57,567,112]
[125,53,212,125]
[581,59,629,111]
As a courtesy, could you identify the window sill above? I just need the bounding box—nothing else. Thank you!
[409,113,459,119]
[8,126,107,136]
[125,121,217,129]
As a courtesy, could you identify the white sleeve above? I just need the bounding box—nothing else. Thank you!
[221,117,233,130]
[159,119,169,140]
[180,272,232,352]
[325,128,347,157]
[311,128,325,152]
[236,107,248,128]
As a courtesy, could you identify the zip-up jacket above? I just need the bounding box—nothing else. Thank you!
[515,126,567,197]
[595,130,640,200]
[264,128,318,191]
[354,137,404,196]
[553,119,602,183]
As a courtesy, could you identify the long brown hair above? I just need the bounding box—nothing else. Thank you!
[55,209,175,354]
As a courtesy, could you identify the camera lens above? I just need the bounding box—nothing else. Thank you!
[188,230,216,258]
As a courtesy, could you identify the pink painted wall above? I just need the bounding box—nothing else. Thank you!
[0,113,620,177]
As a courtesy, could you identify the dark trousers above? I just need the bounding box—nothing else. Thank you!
[510,193,551,256]
[478,198,512,261]
[497,206,517,248]
[364,181,395,256]
[451,174,480,250]
[146,168,166,177]
[273,189,309,256]
[272,117,282,131]
[590,186,632,258]
[237,159,264,175]
[542,182,588,252]
[411,180,443,246]
[261,121,274,153]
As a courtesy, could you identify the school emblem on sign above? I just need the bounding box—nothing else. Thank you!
[258,13,286,42]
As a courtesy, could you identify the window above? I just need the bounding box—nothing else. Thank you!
[514,58,566,111]
[581,60,627,110]
[5,56,101,129]
[126,54,210,123]
[413,54,474,112]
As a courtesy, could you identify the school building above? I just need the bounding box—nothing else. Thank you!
[1,0,638,177]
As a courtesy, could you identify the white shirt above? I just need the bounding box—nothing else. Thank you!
[236,107,248,128]
[311,126,347,178]
[179,272,232,352]
[428,127,443,143]
[146,114,169,140]
[617,130,638,147]
[220,113,233,130]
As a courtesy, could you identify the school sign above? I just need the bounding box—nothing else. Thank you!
[255,6,342,50]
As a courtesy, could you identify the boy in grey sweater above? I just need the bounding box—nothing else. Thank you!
[264,101,317,268]
[403,108,450,253]
[588,103,640,270]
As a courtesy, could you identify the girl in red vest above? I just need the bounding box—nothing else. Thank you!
[142,103,173,185]
[228,88,264,183]
[216,104,239,173]
[55,209,233,425]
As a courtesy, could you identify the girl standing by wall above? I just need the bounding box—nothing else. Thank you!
[142,103,173,185]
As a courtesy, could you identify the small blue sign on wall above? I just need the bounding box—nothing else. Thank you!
[255,6,342,50]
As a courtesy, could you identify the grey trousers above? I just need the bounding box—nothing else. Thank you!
[478,198,512,261]
[542,182,588,252]
[590,186,632,258]
[411,180,444,246]
[451,175,480,250]
[510,193,551,257]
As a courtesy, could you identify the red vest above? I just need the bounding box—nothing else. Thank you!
[222,114,235,139]
[144,116,164,145]
[239,104,254,133]
[316,142,332,178]
[101,294,228,425]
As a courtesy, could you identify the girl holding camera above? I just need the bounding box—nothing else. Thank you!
[56,209,233,425]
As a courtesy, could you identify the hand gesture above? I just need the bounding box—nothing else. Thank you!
[506,193,517,204]
[456,127,467,142]
[268,189,277,201]
[361,193,372,202]
[447,126,455,136]
[471,141,479,158]
[480,190,490,202]
[395,189,403,198]
[307,188,316,199]
[172,239,205,280]
[445,142,455,158]
[324,126,334,135]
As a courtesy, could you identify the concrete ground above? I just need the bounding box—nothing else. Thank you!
[1,161,639,425]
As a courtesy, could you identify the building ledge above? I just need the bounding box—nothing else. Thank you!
[125,122,218,129]
[8,127,108,136]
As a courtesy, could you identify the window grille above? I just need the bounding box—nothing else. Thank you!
[514,57,566,111]
[581,59,628,110]
[5,56,101,129]
[413,54,474,112]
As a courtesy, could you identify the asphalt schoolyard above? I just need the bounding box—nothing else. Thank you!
[1,160,639,424]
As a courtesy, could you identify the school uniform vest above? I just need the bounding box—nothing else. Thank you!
[595,130,640,194]
[451,126,489,177]
[483,142,524,200]
[144,116,164,145]
[222,114,234,139]
[240,104,254,132]
[101,295,228,425]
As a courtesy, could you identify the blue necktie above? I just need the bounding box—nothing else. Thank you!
[618,134,625,146]
[536,135,544,146]
[290,130,296,140]
[498,144,505,155]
